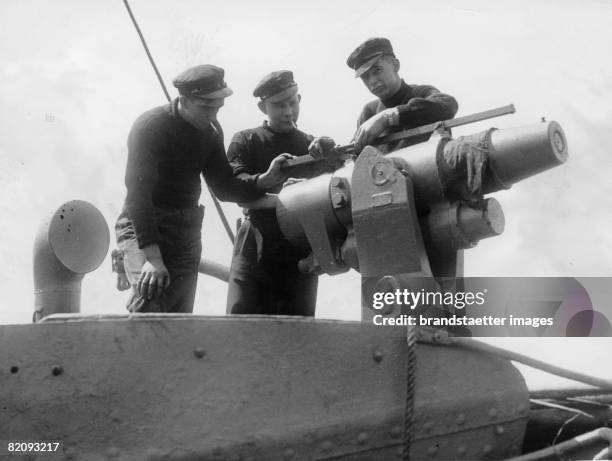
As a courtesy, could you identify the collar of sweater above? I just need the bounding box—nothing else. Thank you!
[380,80,412,108]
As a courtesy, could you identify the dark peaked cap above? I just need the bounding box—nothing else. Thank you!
[253,70,298,103]
[346,37,396,78]
[173,64,233,99]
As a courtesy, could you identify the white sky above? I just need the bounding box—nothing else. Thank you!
[1,0,611,387]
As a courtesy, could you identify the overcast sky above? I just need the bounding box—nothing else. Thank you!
[1,0,611,387]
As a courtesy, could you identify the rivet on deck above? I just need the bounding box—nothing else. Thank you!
[357,432,368,444]
[456,414,466,425]
[495,425,505,435]
[488,407,498,419]
[372,348,384,363]
[483,444,492,455]
[193,347,206,359]
[283,448,295,460]
[457,445,467,456]
[390,425,402,438]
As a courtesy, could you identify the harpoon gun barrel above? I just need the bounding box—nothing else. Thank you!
[483,120,568,193]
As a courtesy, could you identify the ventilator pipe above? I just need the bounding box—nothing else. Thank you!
[33,201,109,322]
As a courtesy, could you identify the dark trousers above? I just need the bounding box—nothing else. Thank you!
[115,206,203,313]
[226,218,317,316]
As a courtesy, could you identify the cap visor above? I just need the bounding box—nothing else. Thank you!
[193,86,233,99]
[264,85,298,103]
[354,54,383,78]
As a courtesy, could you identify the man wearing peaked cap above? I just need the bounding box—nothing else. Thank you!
[226,70,338,317]
[347,37,396,79]
[312,37,459,156]
[172,64,234,99]
[348,37,458,152]
[253,70,299,103]
[115,64,288,314]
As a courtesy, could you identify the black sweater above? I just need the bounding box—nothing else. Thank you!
[122,99,262,248]
[357,80,458,147]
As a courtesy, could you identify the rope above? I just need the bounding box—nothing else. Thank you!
[403,325,416,461]
[122,0,235,244]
